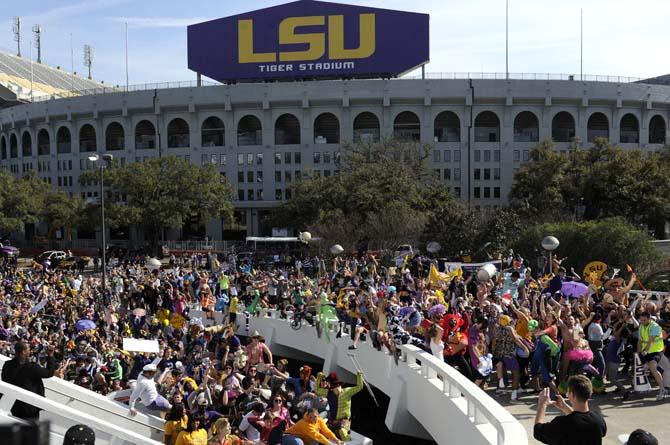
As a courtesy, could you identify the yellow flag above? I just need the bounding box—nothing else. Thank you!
[429,264,441,287]
[435,289,446,305]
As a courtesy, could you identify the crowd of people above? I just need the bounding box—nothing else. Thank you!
[0,247,667,445]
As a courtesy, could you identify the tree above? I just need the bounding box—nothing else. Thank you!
[509,139,670,237]
[273,138,460,251]
[81,156,234,251]
[0,171,46,236]
[513,218,663,276]
[41,189,86,241]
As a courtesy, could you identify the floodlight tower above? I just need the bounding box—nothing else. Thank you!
[13,17,21,57]
[33,24,42,63]
[83,44,93,79]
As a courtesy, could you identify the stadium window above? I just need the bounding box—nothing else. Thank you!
[247,171,254,183]
[275,171,282,182]
[454,168,461,181]
[275,114,301,145]
[494,168,500,180]
[257,171,263,182]
[454,187,461,197]
[474,150,481,162]
[494,187,501,198]
[484,168,491,180]
[247,190,254,201]
[294,152,301,164]
[237,172,244,183]
[184,155,190,163]
[444,150,451,162]
[334,151,341,165]
[324,170,331,177]
[58,177,62,187]
[474,187,481,199]
[454,151,461,162]
[474,169,481,180]
[275,189,282,200]
[285,171,292,182]
[494,150,501,162]
[257,189,264,200]
[237,154,244,166]
[220,155,227,165]
[275,152,281,165]
[201,154,209,165]
[256,153,263,165]
[513,150,520,162]
[323,152,331,164]
[285,189,292,199]
[284,152,291,164]
[522,150,529,161]
[314,170,321,178]
[238,190,244,201]
[433,150,441,163]
[444,169,451,180]
[333,170,340,175]
[314,152,321,164]
[247,153,254,165]
[484,150,491,162]
[484,187,490,198]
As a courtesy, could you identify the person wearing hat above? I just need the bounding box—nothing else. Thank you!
[246,330,273,373]
[618,429,658,445]
[1,340,56,419]
[63,424,95,445]
[315,370,363,441]
[129,363,172,416]
[492,314,528,401]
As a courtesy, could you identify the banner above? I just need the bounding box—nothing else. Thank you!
[583,261,607,287]
[187,1,429,82]
[439,260,502,275]
[634,353,652,392]
[123,338,160,353]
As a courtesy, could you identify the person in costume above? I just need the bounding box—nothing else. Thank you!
[315,371,363,441]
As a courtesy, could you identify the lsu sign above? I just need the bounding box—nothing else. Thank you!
[187,0,429,82]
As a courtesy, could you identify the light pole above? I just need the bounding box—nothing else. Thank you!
[88,153,113,295]
[541,236,560,275]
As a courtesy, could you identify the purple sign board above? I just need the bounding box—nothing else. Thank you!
[187,0,429,82]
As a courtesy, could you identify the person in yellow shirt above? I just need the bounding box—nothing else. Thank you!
[283,408,344,445]
[163,404,188,445]
[175,416,208,445]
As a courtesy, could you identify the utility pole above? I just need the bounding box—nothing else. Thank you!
[32,24,41,63]
[13,17,21,57]
[83,45,93,79]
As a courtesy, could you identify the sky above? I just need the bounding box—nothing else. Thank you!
[1,0,669,86]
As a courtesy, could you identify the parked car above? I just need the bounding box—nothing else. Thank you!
[36,250,68,266]
[0,242,19,258]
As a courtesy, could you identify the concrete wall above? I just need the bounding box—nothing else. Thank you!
[0,78,668,237]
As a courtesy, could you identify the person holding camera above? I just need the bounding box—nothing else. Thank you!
[1,341,57,420]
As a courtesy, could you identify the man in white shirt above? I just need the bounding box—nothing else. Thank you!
[238,402,266,443]
[128,364,171,416]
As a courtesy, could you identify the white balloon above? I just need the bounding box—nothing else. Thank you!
[300,232,312,243]
[426,242,441,253]
[541,236,560,251]
[477,263,497,282]
[146,258,162,271]
[330,244,344,255]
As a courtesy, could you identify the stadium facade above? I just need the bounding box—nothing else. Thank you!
[0,0,669,244]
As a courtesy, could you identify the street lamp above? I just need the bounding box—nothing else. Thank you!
[541,235,560,275]
[88,153,113,295]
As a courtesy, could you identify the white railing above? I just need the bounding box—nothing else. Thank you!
[193,308,527,445]
[0,355,165,441]
[26,72,655,104]
[0,379,162,445]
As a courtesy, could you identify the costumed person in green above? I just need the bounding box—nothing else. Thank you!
[317,291,339,341]
[315,371,364,441]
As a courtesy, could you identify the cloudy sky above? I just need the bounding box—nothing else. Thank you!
[1,0,668,85]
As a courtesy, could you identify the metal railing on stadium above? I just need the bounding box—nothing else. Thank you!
[27,72,650,102]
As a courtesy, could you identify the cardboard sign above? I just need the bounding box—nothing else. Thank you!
[122,338,159,353]
[583,261,608,287]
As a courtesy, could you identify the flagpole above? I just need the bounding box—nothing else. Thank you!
[505,0,509,79]
[125,22,129,90]
[580,9,583,81]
